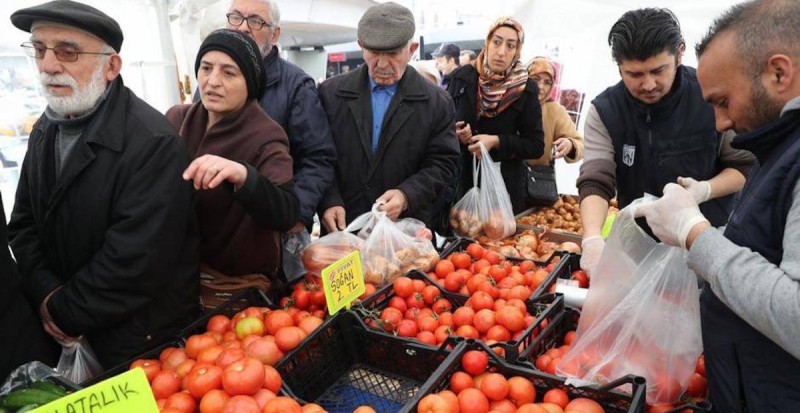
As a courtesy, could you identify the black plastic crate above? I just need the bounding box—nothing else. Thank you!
[416,340,648,413]
[530,252,584,299]
[178,288,277,339]
[275,311,462,413]
[353,270,565,363]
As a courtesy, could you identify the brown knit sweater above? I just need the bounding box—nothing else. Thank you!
[166,100,297,277]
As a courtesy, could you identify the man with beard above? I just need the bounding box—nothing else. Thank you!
[9,0,199,369]
[636,0,800,410]
[223,0,335,239]
[576,8,754,277]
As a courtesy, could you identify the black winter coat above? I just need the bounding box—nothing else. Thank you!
[0,194,59,380]
[447,65,545,214]
[318,65,460,225]
[9,77,201,368]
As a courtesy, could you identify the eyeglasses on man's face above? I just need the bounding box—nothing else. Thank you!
[21,42,113,63]
[226,12,272,30]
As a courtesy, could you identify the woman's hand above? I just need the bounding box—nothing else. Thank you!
[183,154,248,190]
[467,134,500,158]
[552,137,574,159]
[455,121,473,145]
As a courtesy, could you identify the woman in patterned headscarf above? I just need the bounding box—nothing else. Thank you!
[446,17,545,214]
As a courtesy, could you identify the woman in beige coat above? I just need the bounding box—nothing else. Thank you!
[527,57,584,166]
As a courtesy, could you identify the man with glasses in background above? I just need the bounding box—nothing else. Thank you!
[224,0,336,256]
[9,0,200,368]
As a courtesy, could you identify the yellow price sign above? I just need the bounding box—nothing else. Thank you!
[321,250,366,315]
[31,368,159,413]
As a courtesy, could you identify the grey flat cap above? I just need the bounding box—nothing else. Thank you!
[358,2,415,51]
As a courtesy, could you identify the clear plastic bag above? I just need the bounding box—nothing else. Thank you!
[300,230,364,276]
[351,205,438,286]
[282,229,311,283]
[476,143,516,239]
[0,361,58,396]
[557,200,703,405]
[449,156,483,238]
[56,337,103,384]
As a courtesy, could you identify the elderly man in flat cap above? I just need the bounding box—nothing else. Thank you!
[9,0,200,369]
[317,2,460,232]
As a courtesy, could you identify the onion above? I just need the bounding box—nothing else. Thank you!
[557,241,582,254]
[537,241,557,256]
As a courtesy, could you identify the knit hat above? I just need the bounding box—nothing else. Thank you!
[358,2,415,51]
[11,0,123,52]
[528,57,556,82]
[195,29,266,100]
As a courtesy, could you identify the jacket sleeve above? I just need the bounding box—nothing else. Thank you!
[688,179,800,359]
[233,162,299,231]
[578,104,617,202]
[396,92,460,216]
[45,135,198,336]
[495,82,545,161]
[9,146,63,308]
[286,77,337,226]
[552,104,584,163]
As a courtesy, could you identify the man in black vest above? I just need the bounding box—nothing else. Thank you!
[576,8,754,276]
[637,1,800,410]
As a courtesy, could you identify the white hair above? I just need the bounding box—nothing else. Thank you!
[409,60,441,86]
[228,0,280,27]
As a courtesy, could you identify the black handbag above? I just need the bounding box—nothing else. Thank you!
[524,163,559,206]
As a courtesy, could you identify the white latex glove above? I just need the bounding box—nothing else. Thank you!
[634,183,710,248]
[677,176,711,204]
[580,235,605,278]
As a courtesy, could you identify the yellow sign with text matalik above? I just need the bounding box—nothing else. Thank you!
[30,368,158,413]
[321,250,365,315]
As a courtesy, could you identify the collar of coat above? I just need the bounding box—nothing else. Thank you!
[263,46,282,88]
[334,64,429,102]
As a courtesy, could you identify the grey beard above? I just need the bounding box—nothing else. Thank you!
[41,65,107,117]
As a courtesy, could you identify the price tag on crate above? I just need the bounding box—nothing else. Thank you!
[30,368,158,413]
[321,250,366,315]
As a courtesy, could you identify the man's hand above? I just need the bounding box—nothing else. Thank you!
[467,135,500,158]
[183,154,248,190]
[580,235,605,277]
[376,189,408,220]
[677,176,712,204]
[634,183,711,248]
[322,206,346,232]
[552,137,574,159]
[40,289,76,344]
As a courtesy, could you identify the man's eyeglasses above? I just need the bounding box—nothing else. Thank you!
[531,76,554,88]
[21,42,113,63]
[226,13,272,30]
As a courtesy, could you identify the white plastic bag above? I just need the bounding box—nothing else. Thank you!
[476,143,516,239]
[557,200,703,405]
[56,337,103,384]
[282,229,311,283]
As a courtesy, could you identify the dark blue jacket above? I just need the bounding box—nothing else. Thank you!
[259,47,336,227]
[593,66,733,227]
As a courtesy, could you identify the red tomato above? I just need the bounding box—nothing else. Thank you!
[359,283,377,299]
[396,319,419,337]
[686,372,707,398]
[406,293,426,310]
[565,397,604,413]
[450,371,474,393]
[215,347,245,368]
[457,388,489,413]
[164,392,196,413]
[473,309,496,334]
[570,270,589,288]
[263,365,282,393]
[251,389,276,409]
[262,396,303,413]
[416,331,437,345]
[461,350,489,376]
[264,310,293,336]
[380,307,403,332]
[151,370,182,399]
[444,272,466,292]
[542,388,570,408]
[184,365,223,399]
[422,285,441,305]
[274,326,307,352]
[393,276,415,298]
[480,373,509,401]
[495,306,526,333]
[197,345,224,365]
[222,358,265,396]
[206,315,231,334]
[130,359,161,383]
[245,337,283,367]
[418,394,451,413]
[199,389,230,413]
[469,291,495,312]
[302,403,327,413]
[297,316,324,335]
[291,288,311,310]
[353,406,377,413]
[221,395,261,413]
[466,243,486,259]
[453,307,475,327]
[695,354,706,377]
[489,399,517,413]
[438,390,460,413]
[432,298,453,315]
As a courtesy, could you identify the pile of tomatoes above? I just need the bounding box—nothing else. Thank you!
[646,354,707,413]
[417,348,609,413]
[278,274,378,316]
[130,306,328,413]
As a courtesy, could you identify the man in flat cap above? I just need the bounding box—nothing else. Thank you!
[432,43,460,89]
[9,0,200,369]
[317,2,460,232]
